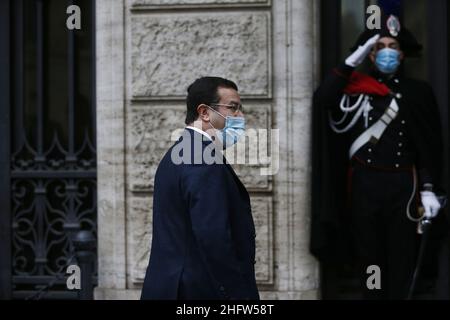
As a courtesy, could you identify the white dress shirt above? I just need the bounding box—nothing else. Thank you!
[186,125,213,142]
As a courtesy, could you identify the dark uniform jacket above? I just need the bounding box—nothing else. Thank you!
[310,63,443,263]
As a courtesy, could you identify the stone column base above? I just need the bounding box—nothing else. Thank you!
[94,288,319,300]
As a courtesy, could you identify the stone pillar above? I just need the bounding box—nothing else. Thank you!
[95,0,321,300]
[266,0,320,299]
[95,0,128,299]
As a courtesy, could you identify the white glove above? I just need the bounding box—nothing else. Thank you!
[420,191,441,219]
[345,34,380,67]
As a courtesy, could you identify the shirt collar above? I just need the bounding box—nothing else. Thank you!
[185,126,213,141]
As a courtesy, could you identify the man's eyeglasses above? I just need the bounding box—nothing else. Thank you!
[210,103,244,114]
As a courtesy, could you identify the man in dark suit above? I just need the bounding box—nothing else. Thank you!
[140,77,260,300]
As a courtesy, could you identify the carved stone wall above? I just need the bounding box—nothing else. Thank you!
[131,0,270,6]
[95,0,320,300]
[130,12,271,99]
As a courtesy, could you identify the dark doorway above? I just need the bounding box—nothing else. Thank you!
[0,0,97,300]
[319,0,449,299]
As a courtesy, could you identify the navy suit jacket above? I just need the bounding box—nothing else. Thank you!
[140,128,259,300]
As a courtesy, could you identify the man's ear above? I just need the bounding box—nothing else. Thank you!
[399,50,405,61]
[197,104,210,122]
[369,51,375,63]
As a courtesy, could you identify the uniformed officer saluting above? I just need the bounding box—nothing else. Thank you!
[311,15,444,299]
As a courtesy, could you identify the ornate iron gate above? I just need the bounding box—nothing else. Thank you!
[1,0,97,299]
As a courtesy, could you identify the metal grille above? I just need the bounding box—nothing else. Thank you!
[9,0,96,299]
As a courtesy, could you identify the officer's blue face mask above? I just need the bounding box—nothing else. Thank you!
[208,107,245,149]
[375,48,401,74]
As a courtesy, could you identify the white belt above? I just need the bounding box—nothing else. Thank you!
[349,98,399,159]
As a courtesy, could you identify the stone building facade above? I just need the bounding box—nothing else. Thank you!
[94,0,321,299]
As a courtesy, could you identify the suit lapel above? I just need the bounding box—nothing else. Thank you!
[222,155,250,200]
[187,128,249,200]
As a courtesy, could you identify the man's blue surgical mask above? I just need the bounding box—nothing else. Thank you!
[375,48,401,74]
[208,107,245,149]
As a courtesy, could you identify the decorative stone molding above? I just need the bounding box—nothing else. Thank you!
[127,195,273,286]
[127,196,153,287]
[129,0,271,10]
[130,11,271,100]
[127,104,272,192]
[251,196,274,285]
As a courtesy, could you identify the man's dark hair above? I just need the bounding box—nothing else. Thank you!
[185,76,238,125]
